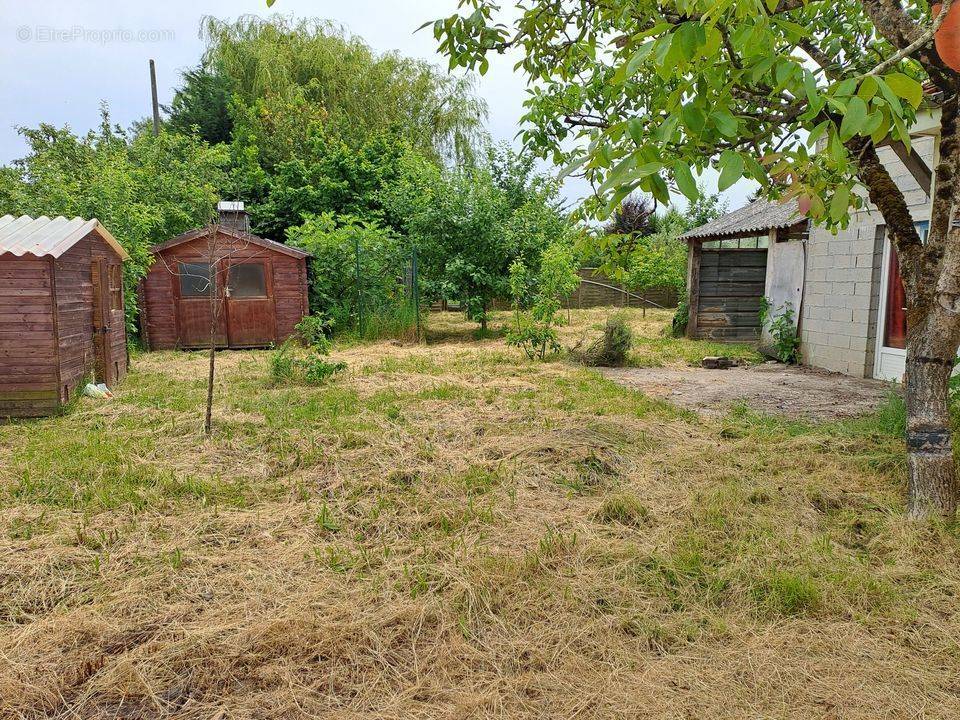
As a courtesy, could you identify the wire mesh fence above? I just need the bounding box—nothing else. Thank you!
[338,239,422,342]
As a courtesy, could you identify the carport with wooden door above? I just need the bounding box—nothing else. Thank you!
[681,199,808,342]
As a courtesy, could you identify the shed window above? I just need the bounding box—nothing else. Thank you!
[179,262,213,297]
[703,236,768,250]
[109,264,123,310]
[227,263,267,298]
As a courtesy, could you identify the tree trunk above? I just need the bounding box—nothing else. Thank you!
[205,343,215,436]
[904,309,958,519]
[205,240,217,437]
[850,132,960,520]
[205,278,216,436]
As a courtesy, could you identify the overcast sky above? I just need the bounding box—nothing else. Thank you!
[0,0,754,213]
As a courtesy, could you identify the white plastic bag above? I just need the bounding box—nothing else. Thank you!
[82,383,113,399]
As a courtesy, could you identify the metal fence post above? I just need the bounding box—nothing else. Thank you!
[412,245,421,342]
[355,235,363,337]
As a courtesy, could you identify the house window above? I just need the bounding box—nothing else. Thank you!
[179,262,214,297]
[108,264,123,310]
[227,263,267,298]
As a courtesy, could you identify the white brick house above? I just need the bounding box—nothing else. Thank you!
[802,131,937,381]
[682,108,942,382]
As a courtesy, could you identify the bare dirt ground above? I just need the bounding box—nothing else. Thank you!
[602,362,899,420]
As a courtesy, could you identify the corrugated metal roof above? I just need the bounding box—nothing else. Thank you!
[151,225,310,259]
[680,198,804,240]
[0,214,129,260]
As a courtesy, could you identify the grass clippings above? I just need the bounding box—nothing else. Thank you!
[0,309,958,719]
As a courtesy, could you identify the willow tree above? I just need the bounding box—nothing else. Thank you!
[430,1,960,518]
[197,15,488,164]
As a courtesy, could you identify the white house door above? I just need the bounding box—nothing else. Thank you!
[874,221,928,381]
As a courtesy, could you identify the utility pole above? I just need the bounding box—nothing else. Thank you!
[149,59,161,136]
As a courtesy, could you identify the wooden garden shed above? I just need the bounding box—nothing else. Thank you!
[0,214,129,418]
[141,203,310,350]
[681,199,808,342]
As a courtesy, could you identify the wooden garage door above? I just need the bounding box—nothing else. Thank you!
[695,249,767,341]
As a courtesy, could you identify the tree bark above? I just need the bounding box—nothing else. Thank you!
[850,135,960,519]
[902,94,960,519]
[904,306,959,518]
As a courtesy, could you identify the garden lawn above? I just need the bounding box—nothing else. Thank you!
[1,309,958,719]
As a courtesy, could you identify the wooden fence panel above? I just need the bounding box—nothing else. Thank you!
[566,269,678,309]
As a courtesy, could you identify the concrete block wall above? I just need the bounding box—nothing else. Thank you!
[800,136,935,377]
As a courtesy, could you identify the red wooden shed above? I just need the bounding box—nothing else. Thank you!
[0,214,129,418]
[141,204,310,350]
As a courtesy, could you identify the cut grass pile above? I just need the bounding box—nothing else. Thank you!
[561,307,763,367]
[0,309,958,719]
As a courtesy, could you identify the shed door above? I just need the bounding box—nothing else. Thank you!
[91,258,116,386]
[225,260,276,347]
[696,249,768,341]
[106,262,128,386]
[175,261,227,349]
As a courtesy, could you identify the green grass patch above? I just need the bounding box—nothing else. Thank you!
[750,569,821,617]
[629,335,762,367]
[523,370,690,421]
[4,419,254,511]
[595,494,651,527]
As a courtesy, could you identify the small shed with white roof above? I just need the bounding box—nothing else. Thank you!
[0,214,129,417]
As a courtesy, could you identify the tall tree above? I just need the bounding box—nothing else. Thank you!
[0,109,226,333]
[382,145,569,331]
[198,15,488,165]
[431,1,960,519]
[604,195,656,237]
[166,67,235,145]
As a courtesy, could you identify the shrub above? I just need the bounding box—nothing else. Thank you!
[572,314,634,367]
[759,298,801,364]
[507,321,562,360]
[286,213,418,340]
[624,230,687,296]
[270,338,346,386]
[270,345,296,383]
[294,314,335,351]
[506,242,580,360]
[671,298,689,337]
[302,354,347,384]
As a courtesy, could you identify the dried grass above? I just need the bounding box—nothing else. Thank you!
[0,309,958,718]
